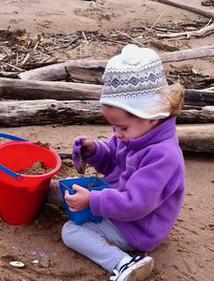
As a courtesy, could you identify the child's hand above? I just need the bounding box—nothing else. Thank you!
[65,184,90,212]
[73,136,96,157]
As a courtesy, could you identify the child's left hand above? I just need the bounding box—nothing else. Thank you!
[65,184,90,212]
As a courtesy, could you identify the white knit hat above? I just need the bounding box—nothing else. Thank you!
[100,44,170,119]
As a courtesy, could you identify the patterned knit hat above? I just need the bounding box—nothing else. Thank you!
[100,44,170,119]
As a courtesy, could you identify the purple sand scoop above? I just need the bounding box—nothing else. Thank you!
[72,138,86,175]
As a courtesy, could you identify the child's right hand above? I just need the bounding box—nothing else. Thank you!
[73,136,96,157]
[73,136,96,174]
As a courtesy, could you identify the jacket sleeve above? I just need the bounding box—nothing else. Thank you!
[86,135,118,176]
[90,148,184,221]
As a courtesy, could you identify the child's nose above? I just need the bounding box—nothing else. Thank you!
[115,128,123,139]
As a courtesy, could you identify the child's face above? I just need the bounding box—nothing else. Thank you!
[102,106,159,142]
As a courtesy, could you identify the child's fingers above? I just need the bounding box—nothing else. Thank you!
[72,184,85,192]
[64,189,71,198]
[65,193,74,209]
[64,190,73,204]
[65,191,78,212]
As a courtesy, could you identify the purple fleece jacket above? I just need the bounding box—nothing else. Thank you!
[86,118,185,252]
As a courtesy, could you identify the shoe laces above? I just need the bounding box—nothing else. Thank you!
[109,255,147,281]
[110,269,120,281]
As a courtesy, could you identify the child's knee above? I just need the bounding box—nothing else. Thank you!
[61,220,79,246]
[47,179,62,203]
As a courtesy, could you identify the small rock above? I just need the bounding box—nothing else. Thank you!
[32,259,39,265]
[9,261,26,268]
[39,255,50,268]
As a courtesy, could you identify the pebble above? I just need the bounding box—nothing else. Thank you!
[39,255,50,268]
[9,261,26,268]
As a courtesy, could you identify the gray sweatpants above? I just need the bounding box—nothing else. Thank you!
[61,219,135,272]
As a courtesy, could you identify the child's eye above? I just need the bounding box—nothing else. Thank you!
[112,126,128,132]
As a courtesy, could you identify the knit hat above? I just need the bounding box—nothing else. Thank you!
[100,44,170,119]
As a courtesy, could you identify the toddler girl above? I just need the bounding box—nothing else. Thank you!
[56,44,185,281]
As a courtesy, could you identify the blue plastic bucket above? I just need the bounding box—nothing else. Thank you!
[59,177,109,225]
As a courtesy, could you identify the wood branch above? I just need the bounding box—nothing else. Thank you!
[157,23,214,39]
[1,78,214,106]
[152,0,214,19]
[0,71,19,79]
[19,60,107,81]
[177,124,214,153]
[160,45,214,62]
[65,66,104,84]
[204,86,214,92]
[18,45,214,81]
[0,100,213,127]
[0,78,102,100]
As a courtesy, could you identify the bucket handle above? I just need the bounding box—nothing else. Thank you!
[0,164,23,180]
[0,133,26,180]
[0,133,26,142]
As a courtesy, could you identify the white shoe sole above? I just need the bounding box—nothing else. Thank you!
[117,256,154,281]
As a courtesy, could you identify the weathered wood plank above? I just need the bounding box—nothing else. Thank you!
[177,124,214,153]
[0,78,213,106]
[0,100,213,127]
[0,78,102,100]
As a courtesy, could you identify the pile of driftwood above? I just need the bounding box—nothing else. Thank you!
[0,16,213,73]
[0,45,214,154]
[1,0,214,154]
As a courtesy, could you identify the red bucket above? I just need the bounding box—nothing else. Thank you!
[0,141,61,225]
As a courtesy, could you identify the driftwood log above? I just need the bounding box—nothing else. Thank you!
[0,99,213,127]
[18,45,214,81]
[152,0,214,19]
[58,123,214,158]
[160,45,214,62]
[0,78,102,100]
[19,60,107,81]
[176,124,214,153]
[0,100,105,127]
[184,89,214,106]
[1,78,214,106]
[177,106,214,123]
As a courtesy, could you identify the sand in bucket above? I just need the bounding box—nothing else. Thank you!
[0,141,61,225]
